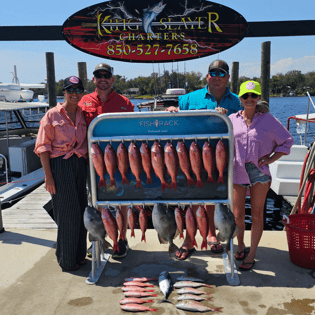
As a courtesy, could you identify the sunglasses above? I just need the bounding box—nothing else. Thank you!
[241,93,259,100]
[94,72,112,79]
[65,87,84,94]
[209,70,227,77]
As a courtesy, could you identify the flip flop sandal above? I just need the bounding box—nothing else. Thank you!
[235,248,250,261]
[239,260,255,271]
[175,247,196,261]
[207,241,224,253]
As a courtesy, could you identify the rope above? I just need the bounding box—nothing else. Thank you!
[300,168,315,214]
[0,177,44,186]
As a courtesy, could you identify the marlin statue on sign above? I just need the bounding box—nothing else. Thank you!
[142,1,166,38]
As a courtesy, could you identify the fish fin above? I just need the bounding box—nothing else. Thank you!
[232,225,242,238]
[141,233,146,242]
[192,238,198,248]
[102,240,112,252]
[201,240,207,251]
[110,179,117,187]
[99,178,106,188]
[131,230,135,238]
[216,232,224,242]
[207,176,215,184]
[196,180,203,188]
[158,234,167,244]
[169,243,179,255]
[147,176,153,185]
[217,176,224,184]
[170,181,177,191]
[121,177,129,185]
[158,299,173,304]
[136,179,143,189]
[187,178,196,187]
[161,182,170,192]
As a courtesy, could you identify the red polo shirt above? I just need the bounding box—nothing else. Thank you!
[78,89,134,127]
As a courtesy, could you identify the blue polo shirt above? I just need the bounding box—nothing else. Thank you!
[178,85,241,116]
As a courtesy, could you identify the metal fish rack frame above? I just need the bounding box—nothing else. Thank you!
[87,110,239,285]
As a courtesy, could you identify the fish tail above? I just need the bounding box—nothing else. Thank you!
[170,181,177,191]
[131,230,135,238]
[161,182,170,192]
[136,179,143,189]
[113,242,119,253]
[207,176,215,184]
[187,178,196,187]
[147,176,153,185]
[110,179,117,187]
[141,233,146,242]
[204,284,212,288]
[212,307,223,312]
[192,238,198,248]
[147,290,154,292]
[121,177,129,185]
[169,242,179,255]
[201,240,207,251]
[99,178,106,188]
[179,232,184,239]
[196,179,203,188]
[217,175,224,184]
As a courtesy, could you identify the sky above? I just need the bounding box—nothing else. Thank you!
[1,0,314,85]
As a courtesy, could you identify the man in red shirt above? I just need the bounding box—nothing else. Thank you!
[79,63,134,259]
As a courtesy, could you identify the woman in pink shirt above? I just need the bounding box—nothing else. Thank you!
[34,76,88,271]
[229,81,293,271]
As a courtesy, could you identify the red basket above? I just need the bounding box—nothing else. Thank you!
[283,214,315,269]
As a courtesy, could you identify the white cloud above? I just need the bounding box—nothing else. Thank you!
[271,56,315,75]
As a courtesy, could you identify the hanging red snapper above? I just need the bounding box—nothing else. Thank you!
[175,207,185,239]
[116,207,125,240]
[216,140,228,184]
[176,141,195,187]
[189,141,203,188]
[139,207,147,242]
[117,142,129,185]
[127,207,136,238]
[104,143,117,187]
[128,142,143,189]
[140,142,153,185]
[164,141,179,191]
[196,206,209,250]
[101,207,119,253]
[90,143,106,188]
[151,141,170,192]
[202,141,215,184]
[185,207,198,248]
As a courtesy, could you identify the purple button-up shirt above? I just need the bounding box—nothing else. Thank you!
[229,111,294,185]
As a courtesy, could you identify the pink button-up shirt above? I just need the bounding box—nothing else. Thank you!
[34,103,88,159]
[229,111,294,185]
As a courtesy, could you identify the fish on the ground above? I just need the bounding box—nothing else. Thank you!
[177,288,212,296]
[127,207,136,238]
[90,143,106,188]
[101,207,119,253]
[83,206,111,252]
[152,203,179,255]
[123,291,157,298]
[121,286,154,292]
[139,207,147,242]
[177,294,212,301]
[216,140,228,184]
[189,141,203,188]
[116,207,125,240]
[176,300,222,312]
[140,142,153,185]
[164,142,179,191]
[176,276,205,283]
[123,281,155,287]
[104,143,117,187]
[128,141,143,189]
[214,203,237,253]
[196,206,209,250]
[151,141,170,192]
[125,277,158,282]
[185,207,198,248]
[174,207,185,239]
[120,304,157,312]
[176,141,195,187]
[202,141,215,184]
[174,281,212,289]
[158,271,173,303]
[119,297,154,305]
[117,142,129,185]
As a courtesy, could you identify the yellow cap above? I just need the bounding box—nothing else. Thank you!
[239,81,261,97]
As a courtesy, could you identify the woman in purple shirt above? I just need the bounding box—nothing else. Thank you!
[229,81,293,271]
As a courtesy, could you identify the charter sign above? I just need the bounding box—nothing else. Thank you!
[62,0,248,62]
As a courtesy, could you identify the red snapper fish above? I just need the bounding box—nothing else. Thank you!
[140,142,153,185]
[176,141,195,187]
[90,143,106,188]
[176,300,222,313]
[196,206,209,250]
[128,142,143,189]
[120,304,157,312]
[117,142,129,185]
[216,140,228,184]
[127,207,136,238]
[119,297,154,305]
[151,141,170,192]
[104,143,117,187]
[185,207,197,248]
[202,141,215,184]
[123,291,157,298]
[116,207,125,240]
[175,207,185,239]
[189,141,203,188]
[139,207,148,242]
[164,141,179,191]
[123,281,154,287]
[121,286,154,292]
[124,277,158,282]
[101,207,119,253]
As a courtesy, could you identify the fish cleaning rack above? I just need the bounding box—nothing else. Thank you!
[86,110,239,286]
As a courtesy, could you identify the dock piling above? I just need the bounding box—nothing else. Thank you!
[261,41,271,104]
[45,52,57,108]
[230,62,239,95]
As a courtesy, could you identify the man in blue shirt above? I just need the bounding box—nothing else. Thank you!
[167,59,241,260]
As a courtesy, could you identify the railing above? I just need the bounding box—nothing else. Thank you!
[287,91,315,145]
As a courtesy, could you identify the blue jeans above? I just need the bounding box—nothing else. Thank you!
[240,163,271,187]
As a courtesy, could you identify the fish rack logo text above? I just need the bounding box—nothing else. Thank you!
[139,119,179,128]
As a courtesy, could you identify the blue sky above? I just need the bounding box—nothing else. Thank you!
[1,0,314,84]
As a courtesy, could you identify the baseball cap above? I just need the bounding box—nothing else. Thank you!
[93,63,113,75]
[208,59,229,74]
[62,76,84,90]
[239,80,261,97]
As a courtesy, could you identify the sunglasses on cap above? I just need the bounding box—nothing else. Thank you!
[65,87,84,94]
[209,70,227,77]
[94,72,112,79]
[241,93,259,100]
